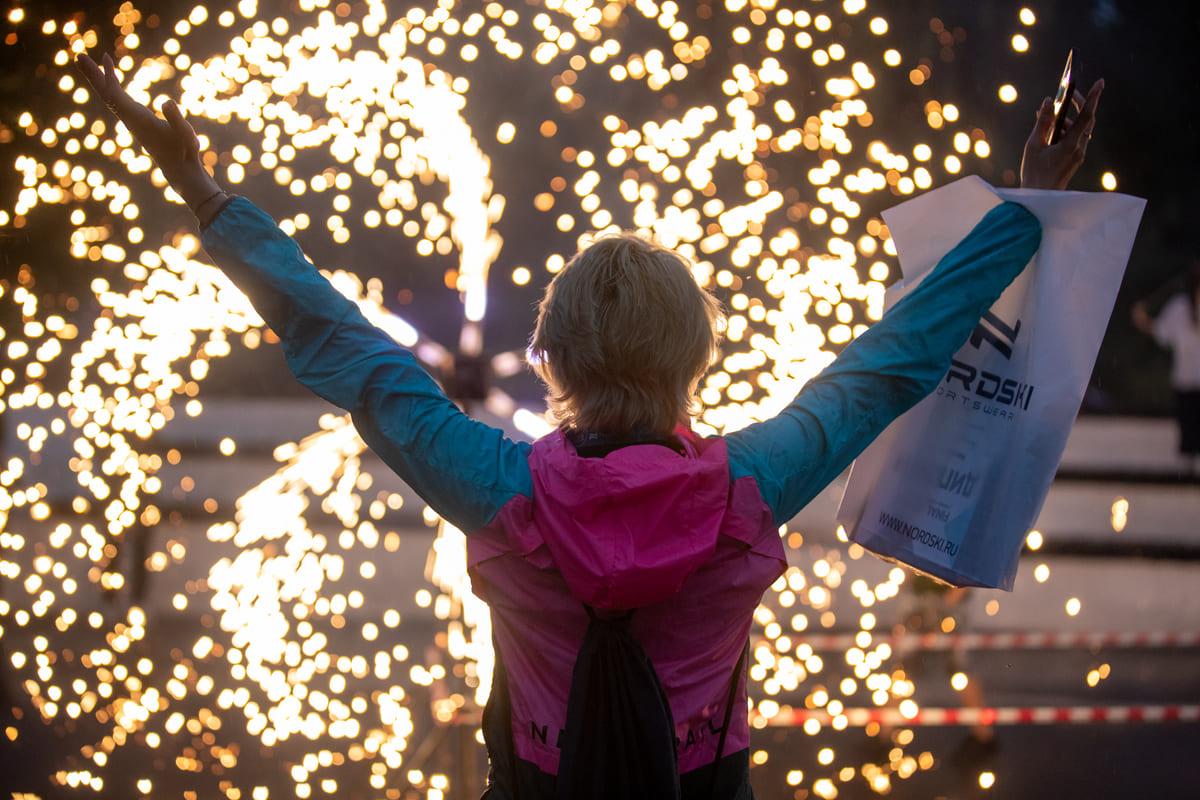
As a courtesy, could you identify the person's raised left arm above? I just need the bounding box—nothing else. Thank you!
[725,203,1041,524]
[726,79,1103,526]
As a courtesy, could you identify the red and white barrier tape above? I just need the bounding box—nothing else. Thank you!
[753,705,1200,728]
[790,631,1200,652]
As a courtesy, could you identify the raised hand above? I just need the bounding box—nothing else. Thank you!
[77,52,223,214]
[1019,78,1103,190]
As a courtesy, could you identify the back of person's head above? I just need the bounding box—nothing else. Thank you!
[530,233,724,436]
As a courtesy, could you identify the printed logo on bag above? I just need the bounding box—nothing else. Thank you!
[942,360,1034,412]
[937,311,1035,418]
[968,311,1021,359]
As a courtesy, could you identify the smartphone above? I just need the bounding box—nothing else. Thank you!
[1050,50,1074,144]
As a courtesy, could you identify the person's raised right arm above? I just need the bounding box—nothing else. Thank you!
[77,53,533,532]
[77,53,228,224]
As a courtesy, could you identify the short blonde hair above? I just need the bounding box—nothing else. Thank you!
[530,232,724,436]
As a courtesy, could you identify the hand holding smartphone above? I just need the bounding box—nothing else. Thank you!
[1019,49,1102,189]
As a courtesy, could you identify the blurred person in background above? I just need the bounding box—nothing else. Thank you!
[1132,256,1200,474]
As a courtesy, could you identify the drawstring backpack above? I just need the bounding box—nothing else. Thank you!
[480,433,751,799]
[553,607,681,800]
[481,606,748,800]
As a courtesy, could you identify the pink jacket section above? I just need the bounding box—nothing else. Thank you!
[468,428,786,776]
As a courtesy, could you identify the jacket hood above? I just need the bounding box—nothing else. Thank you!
[526,428,731,609]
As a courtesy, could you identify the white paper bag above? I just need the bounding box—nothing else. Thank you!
[836,176,1145,589]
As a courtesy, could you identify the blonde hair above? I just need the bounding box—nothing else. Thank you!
[530,232,724,436]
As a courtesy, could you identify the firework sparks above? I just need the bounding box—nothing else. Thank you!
[0,1,1104,797]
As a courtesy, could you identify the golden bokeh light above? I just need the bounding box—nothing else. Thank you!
[0,0,1103,797]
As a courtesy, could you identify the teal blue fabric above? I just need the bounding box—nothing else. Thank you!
[201,197,534,533]
[725,201,1041,524]
[200,197,1040,533]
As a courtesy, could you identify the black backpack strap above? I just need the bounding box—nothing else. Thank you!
[481,633,521,800]
[708,638,750,799]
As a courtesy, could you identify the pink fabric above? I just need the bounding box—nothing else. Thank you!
[468,429,786,776]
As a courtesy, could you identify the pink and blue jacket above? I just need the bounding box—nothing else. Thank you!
[201,197,1041,792]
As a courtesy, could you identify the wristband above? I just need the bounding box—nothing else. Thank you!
[192,188,225,213]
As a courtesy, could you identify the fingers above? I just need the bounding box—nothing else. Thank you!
[1063,78,1103,150]
[1026,96,1055,150]
[77,52,128,115]
[76,52,99,80]
[1069,88,1085,114]
[1019,81,1099,189]
[162,100,189,136]
[76,53,109,100]
[1076,79,1104,129]
[102,53,120,97]
[163,99,201,161]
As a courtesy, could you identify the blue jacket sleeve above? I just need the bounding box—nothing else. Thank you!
[200,197,533,532]
[724,201,1042,525]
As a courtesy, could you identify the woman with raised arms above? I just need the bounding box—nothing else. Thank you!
[78,51,1099,799]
